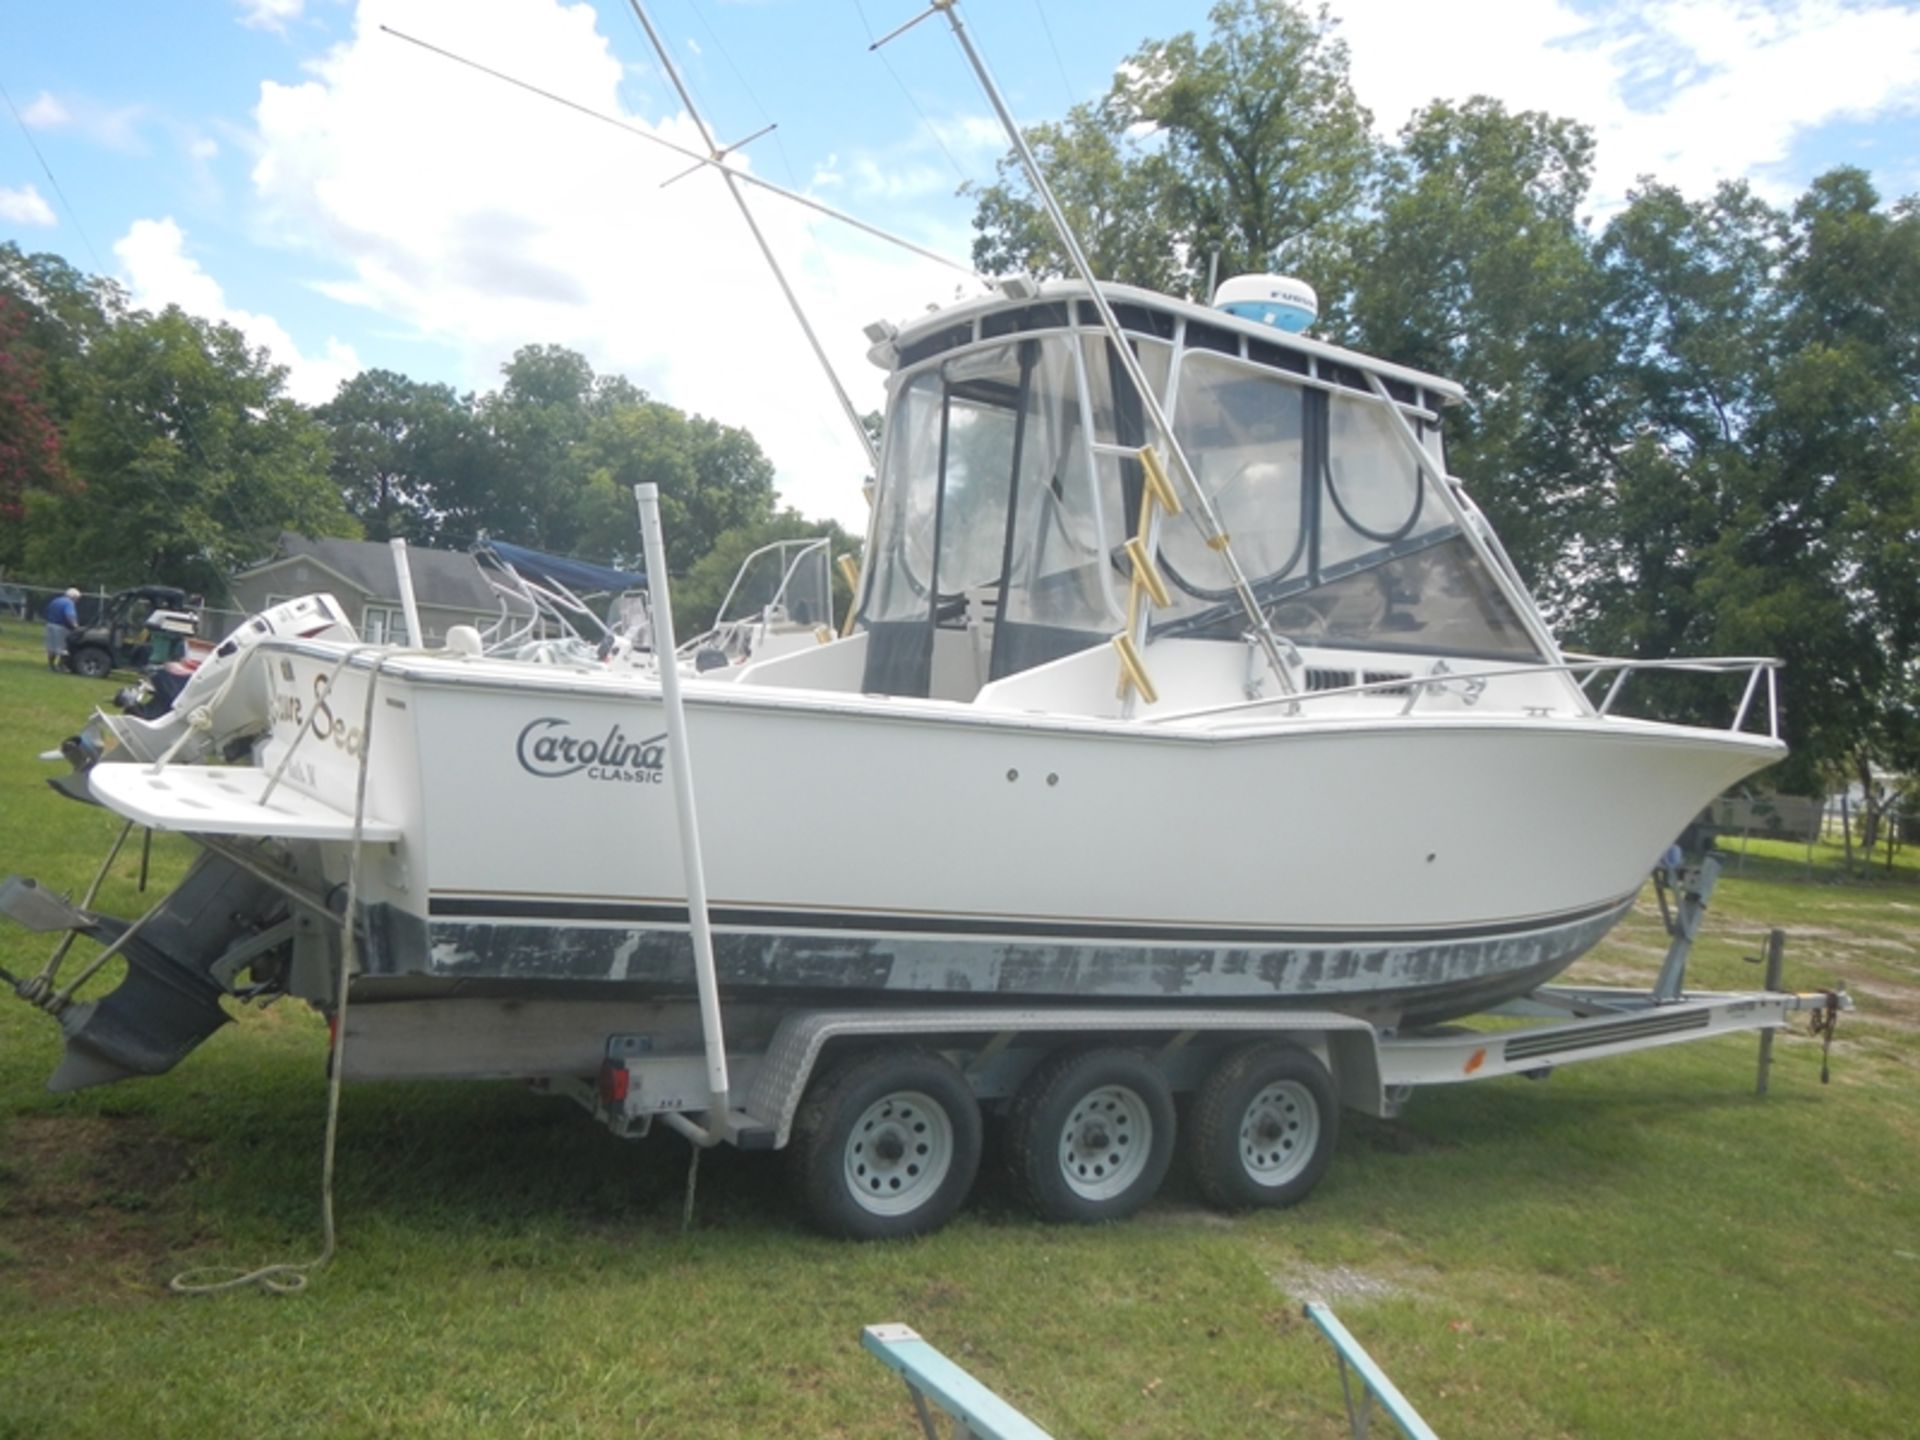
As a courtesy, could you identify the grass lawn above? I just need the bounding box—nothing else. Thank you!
[1,618,1915,1438]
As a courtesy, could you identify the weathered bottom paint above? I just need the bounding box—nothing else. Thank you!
[363,897,1634,1028]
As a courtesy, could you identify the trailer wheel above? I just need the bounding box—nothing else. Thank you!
[1005,1049,1175,1224]
[1187,1042,1338,1211]
[789,1050,981,1241]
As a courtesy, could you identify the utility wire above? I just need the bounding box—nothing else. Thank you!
[679,0,803,192]
[849,0,969,184]
[0,79,107,273]
[1032,0,1078,112]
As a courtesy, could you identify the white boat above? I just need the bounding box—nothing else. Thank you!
[4,275,1784,1093]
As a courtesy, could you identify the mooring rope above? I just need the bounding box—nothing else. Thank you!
[169,653,387,1297]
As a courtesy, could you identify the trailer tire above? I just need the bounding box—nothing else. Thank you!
[789,1049,981,1241]
[1187,1042,1337,1211]
[1005,1049,1175,1224]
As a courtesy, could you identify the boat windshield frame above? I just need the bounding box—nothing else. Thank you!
[857,294,1555,695]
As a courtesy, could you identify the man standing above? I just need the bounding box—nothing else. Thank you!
[43,587,80,672]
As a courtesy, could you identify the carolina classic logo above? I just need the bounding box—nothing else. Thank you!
[516,717,668,784]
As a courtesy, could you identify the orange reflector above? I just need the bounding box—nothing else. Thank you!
[598,1062,631,1105]
[1464,1047,1487,1075]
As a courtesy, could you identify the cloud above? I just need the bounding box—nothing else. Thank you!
[1330,0,1920,208]
[18,89,148,152]
[237,0,305,32]
[113,217,361,405]
[244,0,980,528]
[0,184,57,227]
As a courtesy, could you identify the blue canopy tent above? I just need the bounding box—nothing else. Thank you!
[476,539,644,595]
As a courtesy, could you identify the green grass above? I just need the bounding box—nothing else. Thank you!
[1,617,1916,1438]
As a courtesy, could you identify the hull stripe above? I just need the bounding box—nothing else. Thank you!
[423,894,1631,947]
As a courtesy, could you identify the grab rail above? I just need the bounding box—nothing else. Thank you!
[1148,653,1782,740]
[1304,1303,1439,1439]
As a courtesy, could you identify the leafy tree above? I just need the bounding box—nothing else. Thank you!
[1335,98,1606,606]
[965,99,1187,292]
[0,296,72,571]
[315,369,474,544]
[966,0,1373,296]
[1704,171,1920,796]
[0,241,125,419]
[454,345,777,571]
[22,305,353,596]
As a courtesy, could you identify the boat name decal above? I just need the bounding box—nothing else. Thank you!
[516,717,667,783]
[270,672,364,757]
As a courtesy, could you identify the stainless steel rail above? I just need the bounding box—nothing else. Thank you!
[1148,654,1784,738]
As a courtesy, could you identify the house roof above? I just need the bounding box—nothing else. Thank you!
[243,533,501,612]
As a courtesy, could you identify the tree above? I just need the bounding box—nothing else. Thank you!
[965,99,1187,292]
[0,296,71,571]
[315,369,473,544]
[457,345,777,571]
[23,305,354,596]
[1335,99,1606,607]
[1572,181,1786,663]
[1703,171,1920,797]
[966,0,1374,296]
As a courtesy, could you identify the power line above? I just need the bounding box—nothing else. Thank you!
[679,0,804,192]
[0,78,107,274]
[849,0,969,184]
[1032,0,1078,112]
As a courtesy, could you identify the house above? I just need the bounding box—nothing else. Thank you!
[229,533,523,646]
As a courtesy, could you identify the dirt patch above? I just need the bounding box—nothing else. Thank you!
[1270,1258,1441,1306]
[0,1114,197,1301]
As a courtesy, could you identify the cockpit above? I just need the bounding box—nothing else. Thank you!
[850,283,1547,707]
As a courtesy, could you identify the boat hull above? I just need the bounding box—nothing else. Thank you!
[249,643,1782,1029]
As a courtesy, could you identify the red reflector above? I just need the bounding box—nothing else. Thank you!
[598,1063,630,1105]
[327,1013,339,1049]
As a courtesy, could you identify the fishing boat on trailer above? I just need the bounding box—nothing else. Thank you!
[4,271,1784,1094]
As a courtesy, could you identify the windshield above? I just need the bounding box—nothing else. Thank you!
[860,306,1542,698]
[1154,352,1541,661]
[866,333,1147,646]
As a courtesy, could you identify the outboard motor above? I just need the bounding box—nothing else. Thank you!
[82,594,358,771]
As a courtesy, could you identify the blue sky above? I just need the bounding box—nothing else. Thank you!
[6,0,1920,528]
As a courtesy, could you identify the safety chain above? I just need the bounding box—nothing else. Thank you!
[1809,989,1844,1085]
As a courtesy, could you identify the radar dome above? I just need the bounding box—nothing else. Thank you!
[1212,274,1318,333]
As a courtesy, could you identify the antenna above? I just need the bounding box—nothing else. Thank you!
[624,0,879,470]
[381,26,980,282]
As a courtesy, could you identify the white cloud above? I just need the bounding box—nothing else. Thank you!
[20,92,68,128]
[18,89,147,152]
[1330,0,1920,208]
[0,184,57,227]
[238,0,305,32]
[114,217,361,405]
[245,0,981,529]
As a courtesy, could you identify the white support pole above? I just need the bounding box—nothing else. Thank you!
[388,539,424,648]
[633,484,732,1142]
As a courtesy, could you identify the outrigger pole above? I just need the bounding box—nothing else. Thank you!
[622,1,880,472]
[875,0,1302,697]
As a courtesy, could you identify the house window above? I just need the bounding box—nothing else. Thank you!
[362,605,410,645]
